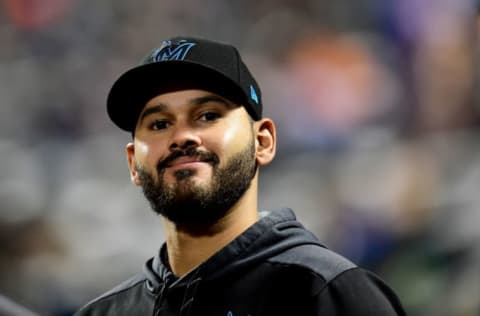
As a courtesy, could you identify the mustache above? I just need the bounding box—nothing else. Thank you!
[157,147,220,171]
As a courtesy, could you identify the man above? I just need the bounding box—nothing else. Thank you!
[75,36,406,315]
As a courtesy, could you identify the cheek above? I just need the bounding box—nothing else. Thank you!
[215,121,253,156]
[134,140,162,169]
[221,127,239,146]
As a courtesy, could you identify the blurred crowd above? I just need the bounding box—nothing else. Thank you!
[0,0,479,315]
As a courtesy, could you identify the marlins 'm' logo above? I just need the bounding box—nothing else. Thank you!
[149,40,196,62]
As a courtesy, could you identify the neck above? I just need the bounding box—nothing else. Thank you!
[162,180,259,277]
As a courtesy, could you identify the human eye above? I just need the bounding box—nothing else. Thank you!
[198,111,221,122]
[149,119,169,130]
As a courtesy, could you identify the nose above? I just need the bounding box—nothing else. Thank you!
[168,124,201,151]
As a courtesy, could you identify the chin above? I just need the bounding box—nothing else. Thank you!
[165,166,212,182]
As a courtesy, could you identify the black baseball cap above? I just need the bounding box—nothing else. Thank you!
[107,36,263,132]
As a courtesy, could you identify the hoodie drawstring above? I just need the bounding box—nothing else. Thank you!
[153,282,168,316]
[179,269,202,316]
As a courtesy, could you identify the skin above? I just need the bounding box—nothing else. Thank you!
[126,89,276,277]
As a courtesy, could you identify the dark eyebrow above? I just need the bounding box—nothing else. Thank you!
[139,103,168,125]
[138,94,235,125]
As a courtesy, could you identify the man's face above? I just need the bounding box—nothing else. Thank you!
[127,89,258,225]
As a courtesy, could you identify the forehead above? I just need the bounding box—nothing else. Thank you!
[134,89,253,132]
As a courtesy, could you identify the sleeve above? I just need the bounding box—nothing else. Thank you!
[310,268,407,316]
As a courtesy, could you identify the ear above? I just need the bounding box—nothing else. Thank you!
[126,142,141,186]
[254,118,276,166]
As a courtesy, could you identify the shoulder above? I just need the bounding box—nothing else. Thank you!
[316,268,407,315]
[266,245,406,315]
[267,243,357,283]
[74,273,147,315]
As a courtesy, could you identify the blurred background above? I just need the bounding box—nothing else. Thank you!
[1,0,479,315]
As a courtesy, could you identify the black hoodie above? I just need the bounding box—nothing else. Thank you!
[75,209,406,316]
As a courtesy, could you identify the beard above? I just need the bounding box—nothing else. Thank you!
[136,138,257,226]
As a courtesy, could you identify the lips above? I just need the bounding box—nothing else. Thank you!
[167,156,204,167]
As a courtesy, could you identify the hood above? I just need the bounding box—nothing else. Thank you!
[143,208,325,291]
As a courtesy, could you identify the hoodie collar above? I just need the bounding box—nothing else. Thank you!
[144,208,321,288]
